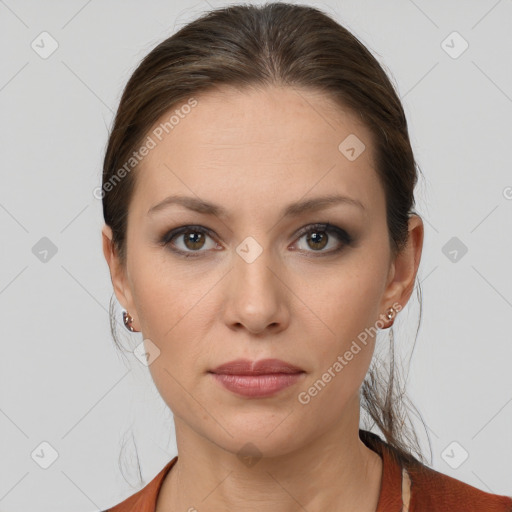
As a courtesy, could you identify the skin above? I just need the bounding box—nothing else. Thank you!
[103,84,423,511]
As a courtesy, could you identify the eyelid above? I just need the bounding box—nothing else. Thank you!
[160,222,353,256]
[159,224,219,257]
[293,222,353,246]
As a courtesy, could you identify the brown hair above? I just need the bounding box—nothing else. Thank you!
[102,2,430,480]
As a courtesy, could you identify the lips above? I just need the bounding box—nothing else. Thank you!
[209,358,305,398]
[209,358,304,375]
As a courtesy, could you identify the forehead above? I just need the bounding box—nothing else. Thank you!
[132,85,383,220]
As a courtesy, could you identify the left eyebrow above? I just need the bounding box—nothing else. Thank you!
[147,193,365,219]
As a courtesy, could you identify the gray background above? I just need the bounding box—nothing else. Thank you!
[1,0,511,510]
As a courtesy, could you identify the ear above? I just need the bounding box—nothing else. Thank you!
[380,214,424,319]
[102,224,139,329]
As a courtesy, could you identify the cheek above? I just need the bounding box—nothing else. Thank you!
[304,261,386,350]
[129,245,208,340]
[295,253,387,403]
[127,247,221,391]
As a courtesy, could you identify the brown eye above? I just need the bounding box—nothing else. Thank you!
[182,230,206,250]
[305,230,329,251]
[161,225,218,257]
[294,223,352,255]
[161,222,353,259]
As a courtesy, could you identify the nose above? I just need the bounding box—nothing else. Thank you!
[221,242,290,336]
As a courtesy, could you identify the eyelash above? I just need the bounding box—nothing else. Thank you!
[159,222,354,259]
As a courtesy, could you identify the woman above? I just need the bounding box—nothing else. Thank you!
[101,3,512,511]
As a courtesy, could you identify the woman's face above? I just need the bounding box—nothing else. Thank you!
[103,85,421,457]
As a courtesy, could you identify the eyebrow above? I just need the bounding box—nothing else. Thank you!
[147,193,365,218]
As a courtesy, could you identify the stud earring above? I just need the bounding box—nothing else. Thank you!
[122,310,139,332]
[385,307,396,321]
[383,306,397,328]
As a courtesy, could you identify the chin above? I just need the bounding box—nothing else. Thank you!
[205,412,310,459]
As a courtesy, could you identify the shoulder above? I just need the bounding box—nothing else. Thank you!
[407,460,512,511]
[103,457,178,512]
[359,429,512,512]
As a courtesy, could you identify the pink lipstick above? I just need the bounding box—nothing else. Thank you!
[209,358,305,398]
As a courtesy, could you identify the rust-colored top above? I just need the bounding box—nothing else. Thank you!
[105,430,512,511]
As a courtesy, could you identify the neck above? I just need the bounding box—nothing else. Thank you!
[156,403,383,511]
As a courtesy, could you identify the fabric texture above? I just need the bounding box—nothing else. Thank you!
[104,429,512,511]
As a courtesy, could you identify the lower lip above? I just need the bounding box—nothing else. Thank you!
[210,372,305,398]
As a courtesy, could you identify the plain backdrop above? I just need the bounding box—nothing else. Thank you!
[1,0,511,510]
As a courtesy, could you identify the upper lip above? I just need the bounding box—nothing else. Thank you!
[209,358,304,375]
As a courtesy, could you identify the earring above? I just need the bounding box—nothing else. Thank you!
[123,310,139,332]
[381,306,396,328]
[385,307,396,321]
